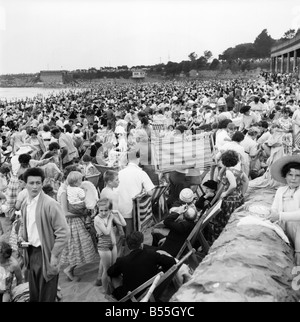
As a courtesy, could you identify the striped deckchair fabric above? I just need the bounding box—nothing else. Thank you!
[151,184,168,203]
[132,193,154,233]
[152,123,165,132]
[151,184,169,222]
[151,132,214,173]
[294,131,300,149]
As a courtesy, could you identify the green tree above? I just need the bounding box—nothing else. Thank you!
[195,56,208,69]
[209,58,220,70]
[204,50,212,61]
[253,29,275,58]
[219,47,234,60]
[181,60,192,73]
[165,61,180,76]
[188,52,198,62]
[281,29,296,40]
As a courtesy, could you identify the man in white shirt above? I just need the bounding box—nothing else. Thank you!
[117,148,155,236]
[20,167,69,302]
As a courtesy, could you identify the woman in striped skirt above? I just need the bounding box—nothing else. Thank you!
[57,165,98,281]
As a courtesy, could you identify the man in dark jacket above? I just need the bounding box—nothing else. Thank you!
[158,203,197,257]
[152,188,197,256]
[107,231,175,300]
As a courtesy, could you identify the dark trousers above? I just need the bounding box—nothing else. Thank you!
[28,246,58,302]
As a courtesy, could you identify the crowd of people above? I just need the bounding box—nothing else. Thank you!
[0,71,300,302]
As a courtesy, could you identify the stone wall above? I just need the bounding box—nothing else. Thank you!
[171,187,300,302]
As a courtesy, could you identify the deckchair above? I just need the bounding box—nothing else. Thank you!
[132,184,170,233]
[132,192,154,233]
[151,131,215,173]
[107,272,164,303]
[152,248,196,302]
[152,123,166,137]
[151,183,170,222]
[108,248,196,303]
[175,183,224,267]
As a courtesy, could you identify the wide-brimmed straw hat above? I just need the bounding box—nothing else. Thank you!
[270,154,300,184]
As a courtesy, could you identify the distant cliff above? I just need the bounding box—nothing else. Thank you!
[0,73,40,87]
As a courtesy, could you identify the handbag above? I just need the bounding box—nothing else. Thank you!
[80,215,98,251]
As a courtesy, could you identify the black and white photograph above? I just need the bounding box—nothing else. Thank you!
[0,0,300,305]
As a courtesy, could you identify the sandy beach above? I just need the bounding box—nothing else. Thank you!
[59,256,109,302]
[58,226,154,302]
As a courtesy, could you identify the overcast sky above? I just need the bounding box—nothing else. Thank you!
[0,0,300,74]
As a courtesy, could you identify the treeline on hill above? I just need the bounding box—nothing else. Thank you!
[151,28,299,77]
[2,28,299,81]
[72,28,299,79]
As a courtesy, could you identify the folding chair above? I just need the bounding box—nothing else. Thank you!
[132,183,170,233]
[107,272,164,303]
[175,183,224,267]
[152,123,165,137]
[151,183,170,222]
[132,192,154,233]
[152,248,196,302]
[106,249,195,303]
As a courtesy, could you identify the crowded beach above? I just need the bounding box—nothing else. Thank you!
[0,72,300,302]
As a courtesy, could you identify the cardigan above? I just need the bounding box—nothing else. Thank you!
[21,191,70,282]
[271,186,300,222]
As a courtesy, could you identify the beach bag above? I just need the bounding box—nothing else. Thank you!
[80,214,98,252]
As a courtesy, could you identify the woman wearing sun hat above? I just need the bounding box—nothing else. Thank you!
[269,154,300,266]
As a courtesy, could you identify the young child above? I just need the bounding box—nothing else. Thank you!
[81,154,100,177]
[100,170,119,210]
[66,171,86,215]
[100,170,124,257]
[0,241,23,302]
[94,198,126,292]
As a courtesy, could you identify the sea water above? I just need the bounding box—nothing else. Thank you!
[0,87,82,101]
